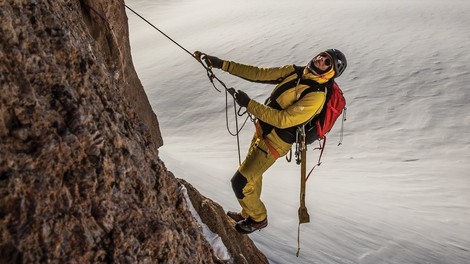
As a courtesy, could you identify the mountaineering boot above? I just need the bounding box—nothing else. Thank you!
[235,217,268,234]
[227,211,245,222]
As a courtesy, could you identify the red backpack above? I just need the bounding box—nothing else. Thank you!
[301,81,346,180]
[304,81,346,144]
[316,82,346,138]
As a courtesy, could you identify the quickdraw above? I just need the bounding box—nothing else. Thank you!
[193,52,253,165]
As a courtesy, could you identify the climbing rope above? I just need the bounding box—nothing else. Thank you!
[121,1,248,165]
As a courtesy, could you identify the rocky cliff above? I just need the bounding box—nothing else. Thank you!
[0,0,268,263]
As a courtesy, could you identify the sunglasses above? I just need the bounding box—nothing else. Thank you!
[317,53,332,67]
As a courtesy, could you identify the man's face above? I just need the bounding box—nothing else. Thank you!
[311,53,332,71]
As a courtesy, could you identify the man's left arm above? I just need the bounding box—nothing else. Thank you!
[246,92,326,128]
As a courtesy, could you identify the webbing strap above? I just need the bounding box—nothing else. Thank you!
[306,136,327,181]
[255,122,280,159]
[296,223,302,257]
[296,130,310,257]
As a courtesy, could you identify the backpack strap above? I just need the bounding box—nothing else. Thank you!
[297,82,326,101]
[260,68,332,144]
[297,79,333,127]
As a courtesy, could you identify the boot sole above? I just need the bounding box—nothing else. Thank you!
[235,224,255,234]
[235,222,267,234]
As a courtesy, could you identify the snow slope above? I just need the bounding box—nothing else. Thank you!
[126,0,470,263]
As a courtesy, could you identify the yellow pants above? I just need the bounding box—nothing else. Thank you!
[231,134,288,222]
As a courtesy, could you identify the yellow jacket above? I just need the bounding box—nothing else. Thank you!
[221,60,335,157]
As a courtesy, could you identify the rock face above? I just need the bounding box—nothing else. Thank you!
[180,179,269,264]
[0,0,267,263]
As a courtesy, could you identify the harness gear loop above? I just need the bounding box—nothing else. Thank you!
[286,148,292,162]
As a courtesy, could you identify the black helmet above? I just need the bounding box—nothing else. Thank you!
[325,49,347,78]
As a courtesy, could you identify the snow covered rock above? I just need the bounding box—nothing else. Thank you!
[180,179,269,264]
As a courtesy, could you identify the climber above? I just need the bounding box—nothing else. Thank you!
[199,49,347,234]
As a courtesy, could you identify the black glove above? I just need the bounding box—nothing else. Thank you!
[233,89,251,107]
[204,54,223,69]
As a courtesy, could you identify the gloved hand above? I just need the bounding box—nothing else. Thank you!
[203,54,223,69]
[228,88,250,107]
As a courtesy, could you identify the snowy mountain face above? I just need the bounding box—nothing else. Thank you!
[127,0,470,263]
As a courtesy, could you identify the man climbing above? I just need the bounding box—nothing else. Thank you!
[200,49,347,234]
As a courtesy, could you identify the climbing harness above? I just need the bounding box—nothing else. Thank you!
[121,2,249,165]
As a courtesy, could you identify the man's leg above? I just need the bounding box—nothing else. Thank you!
[231,138,277,222]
